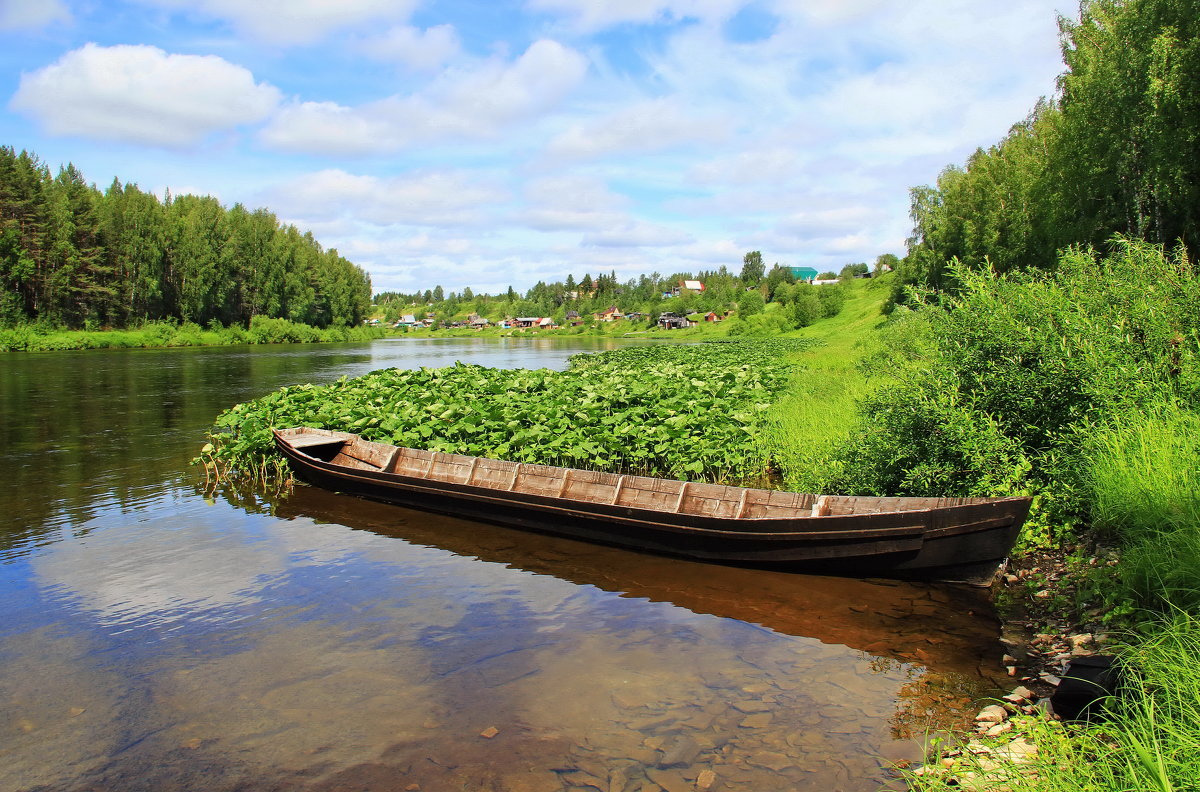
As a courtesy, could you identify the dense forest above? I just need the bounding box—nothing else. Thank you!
[897,0,1200,299]
[0,147,372,329]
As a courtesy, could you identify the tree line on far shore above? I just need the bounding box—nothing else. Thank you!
[0,146,372,330]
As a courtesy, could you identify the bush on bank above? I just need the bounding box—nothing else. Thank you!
[816,240,1200,547]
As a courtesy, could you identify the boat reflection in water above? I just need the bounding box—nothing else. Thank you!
[254,482,1011,792]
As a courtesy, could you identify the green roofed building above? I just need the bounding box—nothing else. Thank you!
[790,266,819,282]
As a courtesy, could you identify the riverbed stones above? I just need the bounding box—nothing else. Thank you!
[750,751,795,772]
[1003,686,1034,703]
[729,699,771,714]
[645,768,691,792]
[737,712,771,729]
[695,769,717,790]
[984,722,1012,738]
[612,691,645,710]
[977,704,1010,724]
[658,736,701,768]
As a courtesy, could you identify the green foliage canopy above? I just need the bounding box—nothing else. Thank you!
[0,146,372,329]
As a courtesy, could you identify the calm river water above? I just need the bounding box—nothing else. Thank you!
[1,337,1007,792]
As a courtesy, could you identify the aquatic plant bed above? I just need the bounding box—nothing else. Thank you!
[202,339,816,483]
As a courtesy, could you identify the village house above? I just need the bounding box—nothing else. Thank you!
[565,310,583,326]
[514,317,540,328]
[394,313,420,328]
[595,306,623,322]
[790,266,819,283]
[669,279,705,297]
[657,312,695,330]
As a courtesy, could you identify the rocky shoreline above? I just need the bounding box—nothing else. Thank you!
[910,548,1121,788]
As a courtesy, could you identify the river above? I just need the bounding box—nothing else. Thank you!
[0,337,1007,792]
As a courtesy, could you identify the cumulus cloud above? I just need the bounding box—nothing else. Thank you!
[582,221,695,248]
[361,24,461,71]
[0,0,69,29]
[260,39,587,155]
[10,44,280,148]
[546,98,730,161]
[135,0,417,44]
[527,0,744,31]
[518,174,630,232]
[264,168,507,228]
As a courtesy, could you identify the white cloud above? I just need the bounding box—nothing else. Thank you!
[258,100,395,156]
[769,0,889,27]
[776,206,882,239]
[260,39,587,155]
[0,0,69,29]
[822,232,873,255]
[518,174,629,231]
[362,24,461,71]
[688,146,815,187]
[527,0,744,32]
[546,98,730,161]
[675,238,744,264]
[136,0,417,44]
[265,168,507,228]
[582,221,695,248]
[10,44,280,148]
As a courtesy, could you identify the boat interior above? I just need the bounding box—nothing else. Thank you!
[278,427,1000,519]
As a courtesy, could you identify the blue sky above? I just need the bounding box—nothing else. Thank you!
[1,0,1070,295]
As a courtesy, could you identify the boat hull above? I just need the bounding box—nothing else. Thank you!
[273,428,1030,584]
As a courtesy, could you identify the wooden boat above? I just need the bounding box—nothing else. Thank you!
[274,427,1032,584]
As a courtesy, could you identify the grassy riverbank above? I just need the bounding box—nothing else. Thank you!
[0,317,387,351]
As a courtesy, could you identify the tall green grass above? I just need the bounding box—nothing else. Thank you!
[760,277,893,491]
[1081,405,1200,613]
[1083,405,1200,541]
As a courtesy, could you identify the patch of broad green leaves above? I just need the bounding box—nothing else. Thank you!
[200,339,814,483]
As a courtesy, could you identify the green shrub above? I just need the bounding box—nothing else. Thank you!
[817,283,846,317]
[735,289,764,317]
[789,288,823,327]
[925,242,1200,456]
[824,384,1030,498]
[841,241,1200,529]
